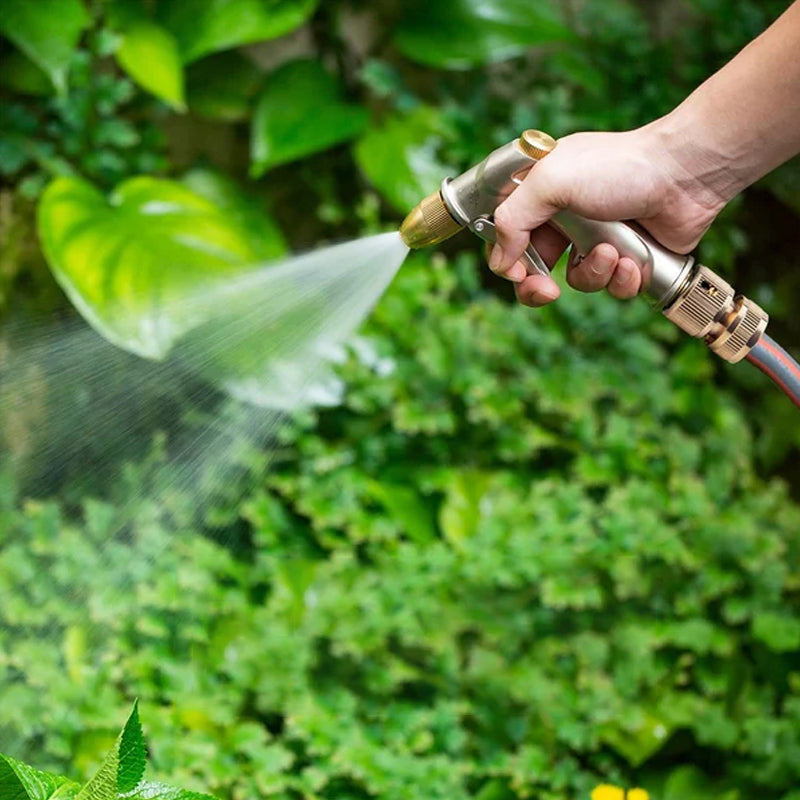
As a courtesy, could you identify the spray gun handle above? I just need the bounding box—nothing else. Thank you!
[548,212,693,308]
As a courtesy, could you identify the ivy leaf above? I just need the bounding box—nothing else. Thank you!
[37,175,279,359]
[393,0,573,69]
[354,108,453,213]
[75,702,146,800]
[0,754,80,800]
[157,0,319,63]
[250,59,369,175]
[0,0,90,94]
[115,21,186,110]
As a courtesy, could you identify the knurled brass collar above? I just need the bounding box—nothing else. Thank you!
[663,264,768,363]
[399,190,463,248]
[518,130,557,160]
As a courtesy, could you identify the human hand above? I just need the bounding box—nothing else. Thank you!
[489,124,731,307]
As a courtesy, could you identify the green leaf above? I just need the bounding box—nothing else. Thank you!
[250,59,369,175]
[438,469,492,547]
[662,766,739,800]
[0,49,52,96]
[393,0,573,69]
[115,21,186,110]
[0,0,90,94]
[121,782,217,800]
[752,611,800,652]
[186,51,264,122]
[368,481,437,544]
[180,168,287,261]
[0,754,80,800]
[354,108,453,213]
[157,0,319,63]
[37,175,274,359]
[75,702,145,800]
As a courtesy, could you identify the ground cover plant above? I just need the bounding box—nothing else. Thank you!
[2,0,800,799]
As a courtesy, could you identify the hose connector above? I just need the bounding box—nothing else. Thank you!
[663,264,769,363]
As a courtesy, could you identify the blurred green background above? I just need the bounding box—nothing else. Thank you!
[2,1,800,799]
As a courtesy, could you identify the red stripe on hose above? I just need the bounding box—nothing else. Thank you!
[746,351,800,409]
[760,337,800,384]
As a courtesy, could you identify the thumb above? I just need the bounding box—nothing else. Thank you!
[491,160,564,276]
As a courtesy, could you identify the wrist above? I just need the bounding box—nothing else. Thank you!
[644,105,748,208]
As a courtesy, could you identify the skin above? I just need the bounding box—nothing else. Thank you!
[490,0,800,307]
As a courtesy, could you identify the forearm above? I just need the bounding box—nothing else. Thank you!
[655,0,800,202]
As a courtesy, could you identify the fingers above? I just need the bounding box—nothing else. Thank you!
[487,224,567,282]
[515,274,561,307]
[490,164,563,275]
[567,245,641,299]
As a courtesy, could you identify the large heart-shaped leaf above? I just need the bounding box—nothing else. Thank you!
[0,0,90,94]
[157,0,319,63]
[115,21,186,110]
[37,175,285,359]
[354,107,452,213]
[393,0,573,69]
[250,59,369,175]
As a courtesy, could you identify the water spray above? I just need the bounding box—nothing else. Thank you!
[400,130,800,408]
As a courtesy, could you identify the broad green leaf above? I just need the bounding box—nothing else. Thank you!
[662,766,739,800]
[186,51,264,122]
[115,21,186,110]
[393,0,573,70]
[180,168,287,261]
[599,711,671,767]
[354,108,452,213]
[0,0,90,94]
[157,0,319,63]
[0,754,80,800]
[0,49,52,96]
[250,59,369,175]
[75,702,145,800]
[37,175,273,359]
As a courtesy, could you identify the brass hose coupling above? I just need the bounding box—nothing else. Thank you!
[663,265,768,363]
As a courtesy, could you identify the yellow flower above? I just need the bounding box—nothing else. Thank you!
[591,785,625,800]
[627,790,650,800]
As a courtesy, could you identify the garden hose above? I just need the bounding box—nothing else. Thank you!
[400,129,800,408]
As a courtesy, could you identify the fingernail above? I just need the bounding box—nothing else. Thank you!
[489,244,505,272]
[528,287,558,305]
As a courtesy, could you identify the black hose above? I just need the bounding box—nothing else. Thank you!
[745,333,800,410]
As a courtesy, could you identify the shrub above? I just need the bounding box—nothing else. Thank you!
[1,253,799,799]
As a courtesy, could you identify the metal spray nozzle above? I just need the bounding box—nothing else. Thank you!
[399,190,463,249]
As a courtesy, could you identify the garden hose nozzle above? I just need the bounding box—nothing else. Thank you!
[399,129,770,366]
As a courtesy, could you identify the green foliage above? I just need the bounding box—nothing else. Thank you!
[0,0,89,94]
[37,174,285,358]
[250,59,369,175]
[3,0,800,799]
[114,21,185,110]
[393,0,574,69]
[2,255,800,799]
[0,704,216,800]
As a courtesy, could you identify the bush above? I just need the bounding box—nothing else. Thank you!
[2,253,800,799]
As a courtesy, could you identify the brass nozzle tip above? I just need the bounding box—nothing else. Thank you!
[399,191,463,248]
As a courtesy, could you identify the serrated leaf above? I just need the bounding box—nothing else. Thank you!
[157,0,319,63]
[0,0,90,94]
[0,754,80,800]
[37,175,280,359]
[393,0,573,70]
[120,781,218,800]
[250,59,368,175]
[354,108,452,213]
[115,21,185,110]
[75,702,145,800]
